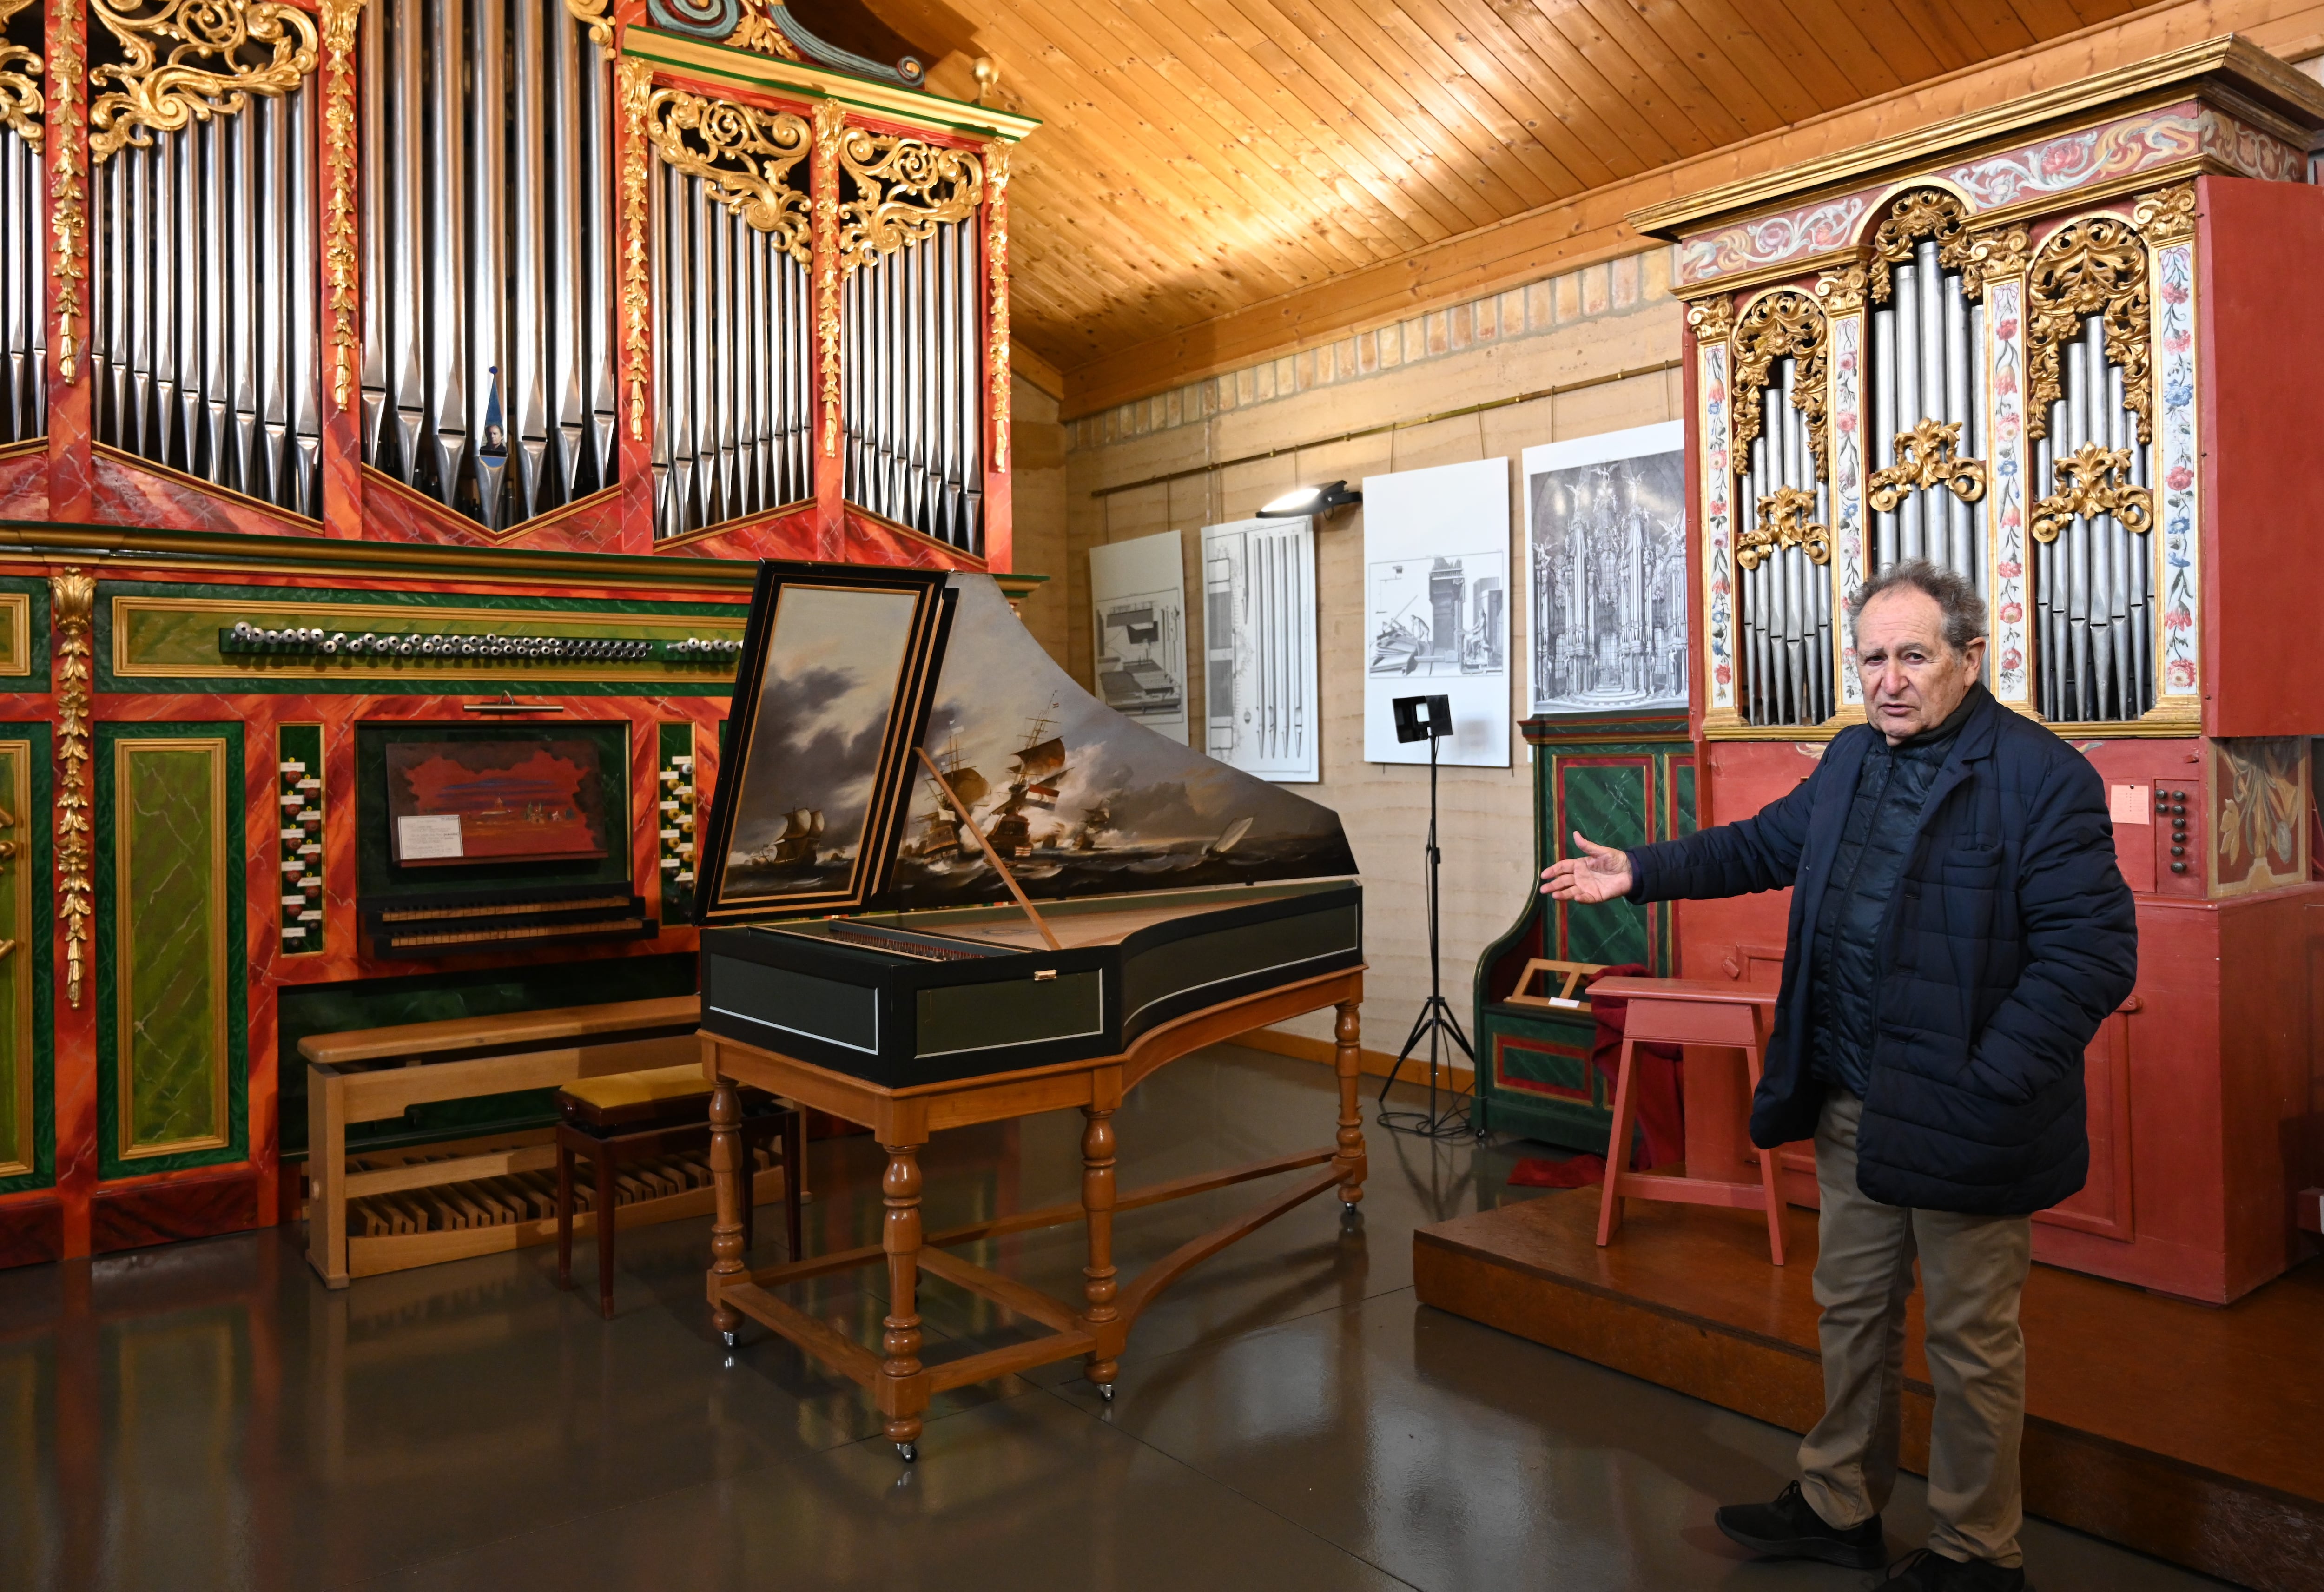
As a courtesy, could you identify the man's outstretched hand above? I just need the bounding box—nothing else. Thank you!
[1539,832,1633,904]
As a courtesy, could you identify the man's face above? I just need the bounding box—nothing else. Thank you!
[1855,587,1985,744]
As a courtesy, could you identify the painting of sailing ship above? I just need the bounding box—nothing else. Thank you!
[719,582,927,902]
[383,740,608,865]
[888,575,1356,909]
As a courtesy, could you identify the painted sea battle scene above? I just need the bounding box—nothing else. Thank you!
[714,574,1355,912]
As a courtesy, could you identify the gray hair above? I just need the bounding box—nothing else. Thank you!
[1847,559,1988,654]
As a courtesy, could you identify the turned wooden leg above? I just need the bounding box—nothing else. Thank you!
[1333,999,1368,1208]
[783,1108,806,1262]
[1080,1106,1121,1391]
[880,1143,926,1452]
[593,1144,618,1320]
[707,1076,745,1343]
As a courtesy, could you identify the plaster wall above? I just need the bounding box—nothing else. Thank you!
[1052,250,1689,1057]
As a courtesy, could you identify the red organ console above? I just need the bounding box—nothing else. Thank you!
[1629,38,2324,1303]
[0,0,1035,1264]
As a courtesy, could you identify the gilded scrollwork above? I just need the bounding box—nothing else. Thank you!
[0,0,43,147]
[1867,419,1987,512]
[837,129,983,274]
[1685,294,1734,345]
[814,100,843,456]
[1729,289,1828,475]
[52,568,91,1010]
[2029,442,2152,544]
[559,0,613,53]
[319,0,362,410]
[48,0,82,381]
[1868,187,1971,303]
[642,86,812,265]
[617,58,653,442]
[1738,485,1831,571]
[2133,181,2197,245]
[1957,222,2031,301]
[1814,264,1867,315]
[984,141,1010,475]
[2024,214,2150,445]
[86,0,319,164]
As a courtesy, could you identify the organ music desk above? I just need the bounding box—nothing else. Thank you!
[693,562,1371,1459]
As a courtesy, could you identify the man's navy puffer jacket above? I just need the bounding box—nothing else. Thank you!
[1623,685,2137,1215]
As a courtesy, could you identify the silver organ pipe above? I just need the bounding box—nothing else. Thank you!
[1865,230,1988,622]
[87,78,322,516]
[838,217,984,553]
[649,148,817,542]
[1737,346,1831,728]
[0,113,39,443]
[361,0,616,529]
[2033,310,2154,724]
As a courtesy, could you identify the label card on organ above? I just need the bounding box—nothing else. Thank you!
[396,813,466,860]
[2109,785,2152,825]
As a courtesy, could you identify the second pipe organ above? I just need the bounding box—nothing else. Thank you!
[6,0,1031,562]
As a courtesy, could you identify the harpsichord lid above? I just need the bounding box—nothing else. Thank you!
[694,562,1357,925]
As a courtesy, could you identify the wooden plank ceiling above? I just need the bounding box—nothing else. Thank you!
[835,0,2150,400]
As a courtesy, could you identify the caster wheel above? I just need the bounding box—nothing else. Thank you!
[721,1330,738,1349]
[1096,1383,1115,1402]
[896,1441,918,1463]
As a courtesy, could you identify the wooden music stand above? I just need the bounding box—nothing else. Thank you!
[1504,957,1605,1010]
[1587,976,1786,1265]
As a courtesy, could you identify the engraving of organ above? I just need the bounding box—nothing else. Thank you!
[9,0,1030,559]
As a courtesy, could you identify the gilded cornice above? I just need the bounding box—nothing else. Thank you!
[1627,36,2324,243]
[621,26,1039,145]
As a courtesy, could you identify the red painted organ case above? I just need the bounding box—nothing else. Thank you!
[0,1,1037,1266]
[1630,39,2324,1303]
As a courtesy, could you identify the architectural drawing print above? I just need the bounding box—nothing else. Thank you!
[1524,424,1688,715]
[1366,554,1505,679]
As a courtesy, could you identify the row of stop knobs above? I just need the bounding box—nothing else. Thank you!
[2156,787,2191,875]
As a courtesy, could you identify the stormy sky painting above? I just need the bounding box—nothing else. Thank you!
[721,584,921,898]
[891,575,1354,907]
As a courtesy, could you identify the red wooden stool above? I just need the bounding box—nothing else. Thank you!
[1586,977,1786,1265]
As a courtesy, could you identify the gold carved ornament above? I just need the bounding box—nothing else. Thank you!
[617,59,653,443]
[559,0,614,54]
[1868,187,1971,303]
[813,100,842,456]
[51,568,91,1009]
[2133,182,2197,246]
[319,0,363,410]
[642,87,812,265]
[1728,290,1829,474]
[1736,485,1830,571]
[727,6,802,62]
[86,0,320,164]
[1815,264,1866,316]
[1959,224,2030,299]
[984,141,1008,475]
[2029,443,2152,545]
[48,0,83,382]
[836,128,982,274]
[0,0,43,147]
[1866,419,1987,513]
[1685,294,1733,345]
[2024,214,2150,445]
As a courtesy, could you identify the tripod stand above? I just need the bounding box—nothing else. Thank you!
[1377,725,1478,1140]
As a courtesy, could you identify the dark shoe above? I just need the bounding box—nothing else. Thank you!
[1875,1547,2029,1591]
[1713,1480,1886,1569]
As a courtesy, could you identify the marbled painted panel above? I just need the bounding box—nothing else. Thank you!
[1556,760,1653,968]
[92,451,325,539]
[0,446,45,518]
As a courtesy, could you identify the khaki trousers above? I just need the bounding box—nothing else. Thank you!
[1798,1091,2034,1568]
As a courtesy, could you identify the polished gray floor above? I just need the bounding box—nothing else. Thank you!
[0,1046,2225,1591]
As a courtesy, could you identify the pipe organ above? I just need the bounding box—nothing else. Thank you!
[1632,39,2324,1303]
[0,0,1034,1268]
[3,0,1029,561]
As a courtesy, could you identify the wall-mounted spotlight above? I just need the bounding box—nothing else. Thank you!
[1257,480,1361,518]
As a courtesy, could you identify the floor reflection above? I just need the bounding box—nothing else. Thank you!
[0,1046,2225,1592]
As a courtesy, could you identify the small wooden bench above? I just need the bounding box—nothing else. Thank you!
[302,995,795,1288]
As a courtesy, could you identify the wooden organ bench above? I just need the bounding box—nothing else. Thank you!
[301,995,793,1288]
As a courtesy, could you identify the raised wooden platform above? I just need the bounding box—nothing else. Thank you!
[1415,1189,2324,1592]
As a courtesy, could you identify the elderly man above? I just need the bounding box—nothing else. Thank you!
[1542,560,2135,1592]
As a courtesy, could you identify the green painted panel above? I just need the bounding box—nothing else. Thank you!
[0,730,51,1194]
[1560,763,1651,968]
[1674,761,1698,839]
[96,723,247,1178]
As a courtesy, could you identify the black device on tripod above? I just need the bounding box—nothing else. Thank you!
[1377,693,1479,1140]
